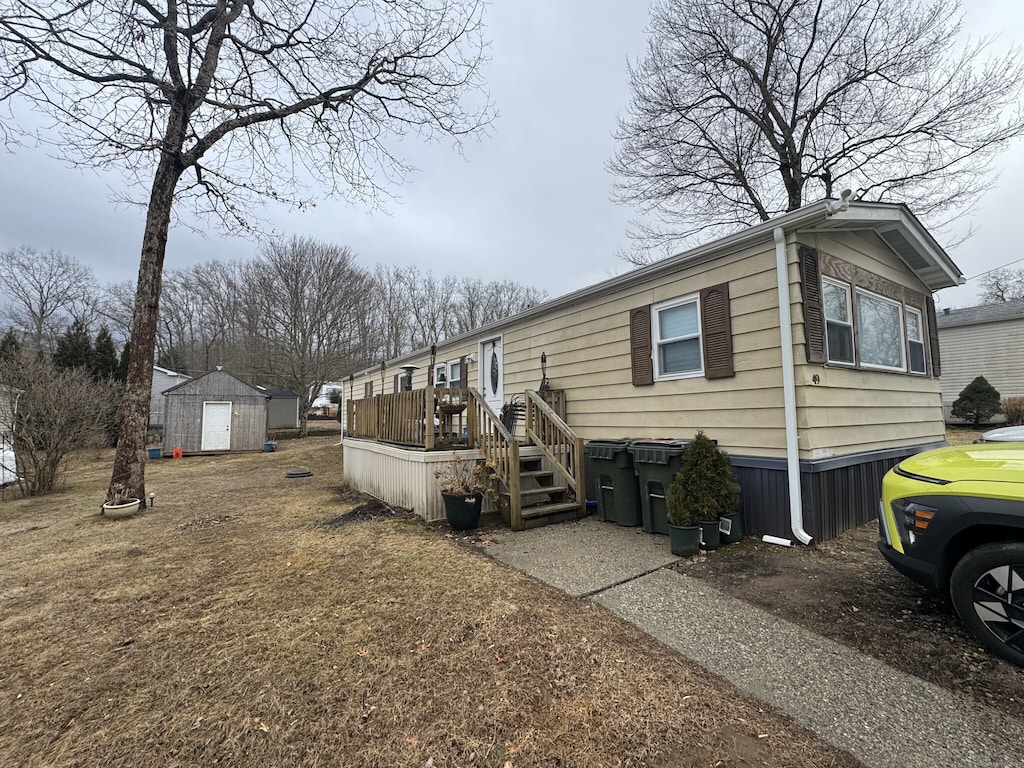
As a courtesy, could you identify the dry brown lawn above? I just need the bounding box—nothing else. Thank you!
[0,435,859,767]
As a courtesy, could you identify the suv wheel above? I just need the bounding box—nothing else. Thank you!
[950,542,1024,667]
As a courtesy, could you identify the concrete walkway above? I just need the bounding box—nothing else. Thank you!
[484,517,1024,768]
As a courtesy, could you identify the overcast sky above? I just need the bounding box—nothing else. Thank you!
[1,0,1023,309]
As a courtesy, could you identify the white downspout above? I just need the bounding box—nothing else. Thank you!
[773,226,814,546]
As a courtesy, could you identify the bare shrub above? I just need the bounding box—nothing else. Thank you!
[1002,396,1024,426]
[0,351,119,497]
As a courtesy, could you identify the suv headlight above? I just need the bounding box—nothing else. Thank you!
[890,499,938,547]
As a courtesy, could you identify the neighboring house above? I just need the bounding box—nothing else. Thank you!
[150,365,192,427]
[936,299,1024,423]
[343,198,962,543]
[258,387,301,429]
[162,368,269,454]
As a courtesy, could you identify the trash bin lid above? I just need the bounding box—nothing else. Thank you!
[585,438,634,460]
[628,438,689,463]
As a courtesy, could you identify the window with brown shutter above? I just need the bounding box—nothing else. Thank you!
[700,283,734,379]
[363,381,373,398]
[799,244,826,364]
[629,305,654,386]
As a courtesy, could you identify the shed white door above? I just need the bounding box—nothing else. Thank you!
[480,337,503,413]
[202,401,232,451]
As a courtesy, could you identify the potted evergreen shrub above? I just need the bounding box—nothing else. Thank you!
[671,431,742,551]
[666,471,701,557]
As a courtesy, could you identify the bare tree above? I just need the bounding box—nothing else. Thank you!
[367,264,415,362]
[246,236,372,435]
[452,277,546,335]
[0,246,97,351]
[0,0,490,499]
[611,0,1024,262]
[978,268,1024,304]
[0,350,118,497]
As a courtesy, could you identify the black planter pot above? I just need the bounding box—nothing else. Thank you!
[667,523,701,557]
[698,520,721,551]
[442,492,483,531]
[719,512,745,544]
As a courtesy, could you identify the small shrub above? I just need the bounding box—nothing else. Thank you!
[666,431,740,526]
[1002,396,1024,426]
[951,376,1002,427]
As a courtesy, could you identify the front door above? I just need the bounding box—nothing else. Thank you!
[480,337,503,413]
[202,401,232,451]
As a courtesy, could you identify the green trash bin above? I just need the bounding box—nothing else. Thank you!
[584,439,641,526]
[628,439,689,535]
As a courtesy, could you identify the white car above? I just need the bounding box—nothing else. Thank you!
[974,426,1024,443]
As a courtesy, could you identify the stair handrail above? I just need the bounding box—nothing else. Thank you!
[524,390,584,507]
[466,387,522,529]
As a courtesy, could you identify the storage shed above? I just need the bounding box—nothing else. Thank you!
[259,387,301,429]
[162,368,270,454]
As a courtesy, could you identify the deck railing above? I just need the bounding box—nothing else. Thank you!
[347,385,583,529]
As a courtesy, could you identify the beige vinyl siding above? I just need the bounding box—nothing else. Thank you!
[792,232,944,455]
[938,318,1024,411]
[478,243,786,457]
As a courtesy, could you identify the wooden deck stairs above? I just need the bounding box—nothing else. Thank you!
[499,452,581,529]
[470,388,586,531]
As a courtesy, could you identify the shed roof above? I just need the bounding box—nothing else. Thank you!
[257,387,299,399]
[162,368,268,397]
[936,299,1024,329]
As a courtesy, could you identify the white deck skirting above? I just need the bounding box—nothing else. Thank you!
[342,438,495,522]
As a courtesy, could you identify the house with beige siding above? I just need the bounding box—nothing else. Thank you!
[936,299,1024,423]
[342,198,962,543]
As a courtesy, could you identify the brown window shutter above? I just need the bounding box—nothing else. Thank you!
[364,381,373,398]
[456,355,466,389]
[799,244,826,363]
[393,373,401,393]
[925,296,941,377]
[700,283,734,379]
[630,305,654,386]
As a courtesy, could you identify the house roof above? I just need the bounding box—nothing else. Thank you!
[153,365,191,379]
[351,199,964,377]
[936,298,1024,329]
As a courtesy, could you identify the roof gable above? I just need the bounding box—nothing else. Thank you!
[162,368,268,398]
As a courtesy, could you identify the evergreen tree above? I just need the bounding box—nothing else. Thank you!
[0,328,20,361]
[52,320,93,371]
[116,341,131,383]
[92,326,120,381]
[951,376,1002,428]
[666,431,740,525]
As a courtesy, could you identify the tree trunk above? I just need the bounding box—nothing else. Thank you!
[108,156,183,500]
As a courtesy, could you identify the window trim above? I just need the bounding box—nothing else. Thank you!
[822,277,855,366]
[652,293,704,380]
[854,287,906,373]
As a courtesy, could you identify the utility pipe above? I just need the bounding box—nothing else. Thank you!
[774,226,814,546]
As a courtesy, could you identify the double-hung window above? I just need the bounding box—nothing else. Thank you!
[823,279,854,365]
[905,307,926,375]
[653,295,702,378]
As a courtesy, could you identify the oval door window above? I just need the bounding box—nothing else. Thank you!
[490,349,499,395]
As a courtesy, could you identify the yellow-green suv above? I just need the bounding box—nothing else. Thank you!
[878,443,1024,667]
